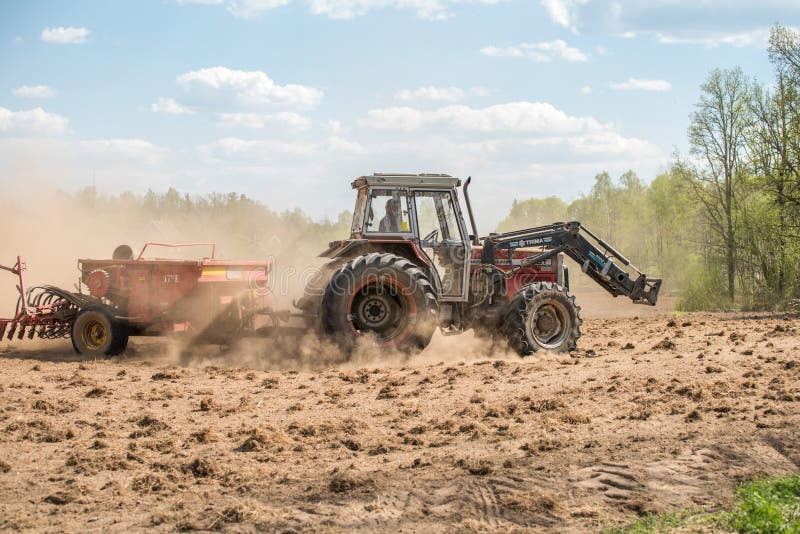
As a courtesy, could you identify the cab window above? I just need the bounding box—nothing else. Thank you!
[365,189,410,234]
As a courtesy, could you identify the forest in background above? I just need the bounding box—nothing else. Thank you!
[4,26,798,312]
[501,25,800,311]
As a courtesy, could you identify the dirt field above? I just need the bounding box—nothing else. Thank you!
[1,300,798,531]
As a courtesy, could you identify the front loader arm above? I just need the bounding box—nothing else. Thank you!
[485,221,661,305]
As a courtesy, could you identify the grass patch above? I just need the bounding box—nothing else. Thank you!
[604,475,800,534]
[603,510,699,534]
[728,475,800,533]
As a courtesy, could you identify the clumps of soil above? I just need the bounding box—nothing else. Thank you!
[66,452,128,475]
[559,410,591,425]
[456,458,493,476]
[685,409,702,422]
[189,428,217,444]
[0,459,10,473]
[43,491,74,505]
[368,443,390,456]
[85,386,110,398]
[672,383,707,401]
[31,398,77,414]
[262,376,279,389]
[129,415,169,438]
[341,438,361,451]
[183,457,218,478]
[131,474,167,494]
[376,385,399,399]
[17,419,74,443]
[199,397,218,412]
[521,437,563,454]
[652,337,676,350]
[218,505,247,524]
[527,398,564,413]
[502,490,564,515]
[339,369,370,384]
[235,426,286,452]
[328,470,375,494]
[151,369,181,381]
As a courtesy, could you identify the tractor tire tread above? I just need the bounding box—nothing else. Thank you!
[502,282,582,356]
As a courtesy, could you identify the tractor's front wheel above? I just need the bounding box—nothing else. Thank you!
[71,305,129,357]
[502,282,581,355]
[322,253,438,355]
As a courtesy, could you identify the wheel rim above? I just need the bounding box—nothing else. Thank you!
[350,281,410,343]
[526,300,570,350]
[81,319,108,350]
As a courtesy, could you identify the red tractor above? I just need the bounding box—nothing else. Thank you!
[296,174,661,355]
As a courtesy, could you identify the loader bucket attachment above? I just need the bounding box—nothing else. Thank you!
[631,275,662,306]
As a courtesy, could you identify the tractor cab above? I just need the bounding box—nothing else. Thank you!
[349,174,472,302]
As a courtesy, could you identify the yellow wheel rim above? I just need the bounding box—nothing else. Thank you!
[82,319,108,350]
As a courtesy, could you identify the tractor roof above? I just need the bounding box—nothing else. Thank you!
[351,173,461,189]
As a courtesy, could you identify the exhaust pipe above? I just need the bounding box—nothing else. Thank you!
[463,176,480,245]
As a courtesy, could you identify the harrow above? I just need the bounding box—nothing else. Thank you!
[0,257,93,342]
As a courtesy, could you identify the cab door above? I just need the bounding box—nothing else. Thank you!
[411,190,470,301]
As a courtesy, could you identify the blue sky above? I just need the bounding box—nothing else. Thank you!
[1,0,798,229]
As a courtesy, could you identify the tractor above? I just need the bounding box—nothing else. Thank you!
[296,173,661,355]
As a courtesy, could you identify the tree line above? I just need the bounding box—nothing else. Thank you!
[500,25,800,311]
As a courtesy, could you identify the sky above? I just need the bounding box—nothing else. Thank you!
[1,0,799,230]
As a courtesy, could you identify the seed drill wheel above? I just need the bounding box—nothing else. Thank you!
[503,282,582,355]
[322,253,437,354]
[71,305,129,357]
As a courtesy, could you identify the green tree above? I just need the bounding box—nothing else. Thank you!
[687,67,751,303]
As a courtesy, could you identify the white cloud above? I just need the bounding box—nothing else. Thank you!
[480,40,588,62]
[327,136,367,155]
[177,66,323,109]
[14,36,23,44]
[76,139,168,165]
[580,85,592,94]
[395,86,465,102]
[0,107,68,136]
[41,26,90,44]
[216,111,312,130]
[178,0,290,18]
[524,132,661,157]
[540,0,571,27]
[656,29,770,48]
[150,97,196,115]
[179,0,503,20]
[394,86,492,103]
[202,137,315,160]
[541,1,800,48]
[327,119,344,133]
[361,102,604,133]
[13,85,57,99]
[609,78,671,92]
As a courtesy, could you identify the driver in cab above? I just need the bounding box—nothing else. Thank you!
[379,198,402,233]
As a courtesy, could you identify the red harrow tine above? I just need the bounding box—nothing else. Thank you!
[17,323,26,340]
[0,321,6,339]
[6,322,16,340]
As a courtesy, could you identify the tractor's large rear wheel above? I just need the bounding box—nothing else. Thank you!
[502,282,581,355]
[71,305,129,357]
[322,253,437,354]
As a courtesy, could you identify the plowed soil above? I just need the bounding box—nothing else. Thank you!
[1,300,799,532]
